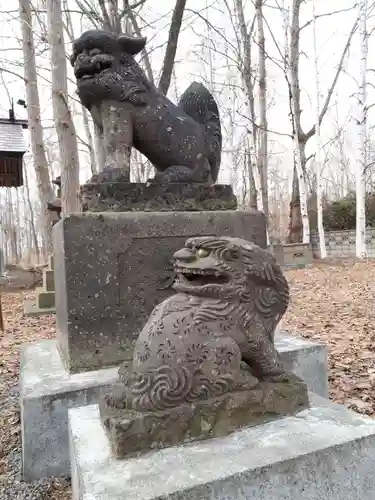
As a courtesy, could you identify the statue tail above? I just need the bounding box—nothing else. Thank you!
[178,82,222,183]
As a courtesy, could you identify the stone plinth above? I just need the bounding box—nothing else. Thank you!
[81,180,238,212]
[20,332,327,481]
[69,396,375,500]
[53,210,266,373]
[101,373,308,459]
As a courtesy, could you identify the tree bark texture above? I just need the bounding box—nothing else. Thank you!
[19,0,54,252]
[47,0,81,215]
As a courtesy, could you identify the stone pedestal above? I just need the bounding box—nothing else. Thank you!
[69,396,375,500]
[53,210,266,373]
[23,253,56,316]
[20,332,327,481]
[81,180,238,212]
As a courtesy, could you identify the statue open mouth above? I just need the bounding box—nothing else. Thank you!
[74,57,114,81]
[175,267,229,286]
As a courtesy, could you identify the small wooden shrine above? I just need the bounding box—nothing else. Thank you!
[0,106,28,188]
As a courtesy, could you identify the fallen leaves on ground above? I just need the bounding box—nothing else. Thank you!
[283,258,375,416]
[0,291,69,499]
[0,260,375,499]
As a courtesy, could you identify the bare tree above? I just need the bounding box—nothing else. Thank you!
[356,0,368,258]
[158,0,187,95]
[232,0,262,211]
[280,0,357,242]
[255,0,269,223]
[312,0,326,258]
[19,0,54,251]
[47,0,81,214]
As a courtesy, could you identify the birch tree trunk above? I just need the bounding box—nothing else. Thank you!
[19,0,54,252]
[289,0,310,244]
[255,0,269,223]
[81,106,98,175]
[286,0,357,242]
[356,0,368,258]
[47,0,81,215]
[233,0,263,212]
[23,161,40,263]
[312,0,327,258]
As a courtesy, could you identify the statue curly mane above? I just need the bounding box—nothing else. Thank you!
[111,237,291,412]
[172,236,289,342]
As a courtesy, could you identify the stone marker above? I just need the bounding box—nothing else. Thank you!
[100,236,309,457]
[23,253,56,317]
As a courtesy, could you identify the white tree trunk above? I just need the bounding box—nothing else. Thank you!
[81,105,98,176]
[19,0,54,252]
[356,0,368,258]
[289,0,310,244]
[233,0,263,213]
[312,0,327,258]
[47,0,81,215]
[255,0,269,222]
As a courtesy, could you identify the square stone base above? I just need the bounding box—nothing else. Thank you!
[36,287,55,308]
[23,298,56,316]
[20,333,327,481]
[70,397,375,500]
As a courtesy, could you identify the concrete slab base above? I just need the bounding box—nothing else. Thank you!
[69,396,375,500]
[20,333,327,481]
[23,298,56,317]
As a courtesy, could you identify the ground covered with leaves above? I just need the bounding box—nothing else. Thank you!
[0,260,374,499]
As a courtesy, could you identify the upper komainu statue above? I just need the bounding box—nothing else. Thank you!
[101,237,309,458]
[71,30,222,184]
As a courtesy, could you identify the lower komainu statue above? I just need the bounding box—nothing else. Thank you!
[101,237,309,458]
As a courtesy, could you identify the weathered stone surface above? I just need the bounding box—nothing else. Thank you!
[23,299,55,317]
[36,288,55,309]
[81,180,237,212]
[53,210,266,373]
[48,254,54,271]
[20,339,119,481]
[43,269,55,292]
[72,31,222,184]
[111,237,293,414]
[101,373,308,459]
[101,236,309,451]
[70,398,375,500]
[20,332,327,480]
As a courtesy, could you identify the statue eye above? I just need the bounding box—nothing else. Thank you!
[197,248,209,258]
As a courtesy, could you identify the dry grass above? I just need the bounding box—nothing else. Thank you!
[0,260,374,498]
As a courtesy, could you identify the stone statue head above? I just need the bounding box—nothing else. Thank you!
[70,30,149,108]
[173,236,289,311]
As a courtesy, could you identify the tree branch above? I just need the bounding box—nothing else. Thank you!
[305,18,358,141]
[299,6,357,31]
[158,0,187,95]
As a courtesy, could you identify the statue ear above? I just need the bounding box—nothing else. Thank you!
[117,34,147,56]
